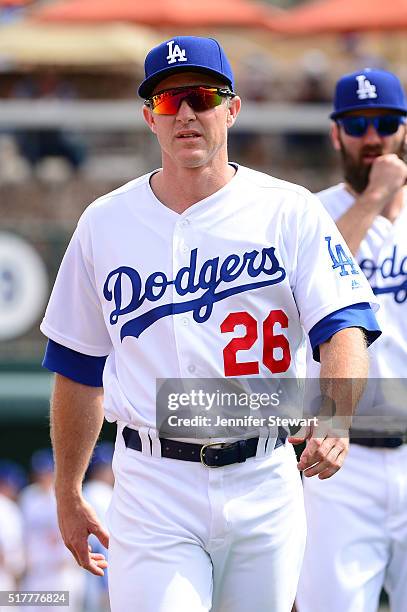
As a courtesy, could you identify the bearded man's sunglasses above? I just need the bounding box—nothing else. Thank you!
[145,85,235,115]
[337,114,406,137]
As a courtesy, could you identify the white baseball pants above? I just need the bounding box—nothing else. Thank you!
[107,427,306,612]
[296,442,407,612]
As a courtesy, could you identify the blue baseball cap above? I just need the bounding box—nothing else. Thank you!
[331,69,407,119]
[0,460,27,491]
[87,442,114,474]
[138,36,234,99]
[30,448,54,474]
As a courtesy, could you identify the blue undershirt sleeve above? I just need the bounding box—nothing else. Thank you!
[42,339,107,387]
[309,302,381,362]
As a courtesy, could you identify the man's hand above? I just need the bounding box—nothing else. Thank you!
[56,492,109,576]
[294,327,368,479]
[364,154,407,212]
[289,420,349,480]
[51,375,107,575]
[336,154,406,253]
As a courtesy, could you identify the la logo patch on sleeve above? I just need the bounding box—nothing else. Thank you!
[325,236,359,277]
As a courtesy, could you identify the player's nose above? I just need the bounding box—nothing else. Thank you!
[176,99,196,121]
[362,122,382,144]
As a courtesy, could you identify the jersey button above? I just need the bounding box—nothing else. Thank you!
[182,317,189,326]
[180,219,190,228]
[187,364,196,373]
[182,245,190,254]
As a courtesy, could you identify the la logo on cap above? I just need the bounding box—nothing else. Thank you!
[356,75,377,100]
[166,40,187,65]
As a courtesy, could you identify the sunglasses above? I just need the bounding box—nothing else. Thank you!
[337,115,406,137]
[145,86,235,115]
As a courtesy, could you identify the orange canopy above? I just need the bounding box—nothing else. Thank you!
[34,0,280,28]
[0,0,32,6]
[271,0,407,34]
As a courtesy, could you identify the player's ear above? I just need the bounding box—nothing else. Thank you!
[143,105,157,134]
[226,96,241,128]
[331,121,341,151]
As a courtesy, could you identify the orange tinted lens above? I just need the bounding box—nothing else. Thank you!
[149,87,224,115]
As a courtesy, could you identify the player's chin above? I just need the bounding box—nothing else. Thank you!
[176,153,210,168]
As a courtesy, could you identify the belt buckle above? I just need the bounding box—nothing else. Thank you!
[200,441,225,468]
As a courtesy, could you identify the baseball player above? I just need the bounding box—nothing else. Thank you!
[82,443,114,612]
[41,37,381,612]
[0,461,25,591]
[296,69,407,612]
[19,449,86,612]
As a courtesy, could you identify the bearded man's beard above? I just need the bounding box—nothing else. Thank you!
[338,134,406,194]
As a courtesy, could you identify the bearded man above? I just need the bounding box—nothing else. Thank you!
[296,69,407,612]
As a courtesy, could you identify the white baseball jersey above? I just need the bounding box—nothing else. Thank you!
[298,185,407,612]
[0,493,24,590]
[82,480,112,606]
[19,483,85,611]
[41,165,379,430]
[307,183,407,430]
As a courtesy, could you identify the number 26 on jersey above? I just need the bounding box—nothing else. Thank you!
[221,309,291,377]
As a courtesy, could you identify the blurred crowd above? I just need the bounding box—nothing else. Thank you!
[0,443,114,612]
[1,0,405,193]
[0,34,401,189]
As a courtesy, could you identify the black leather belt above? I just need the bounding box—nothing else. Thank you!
[123,426,285,468]
[350,434,406,448]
